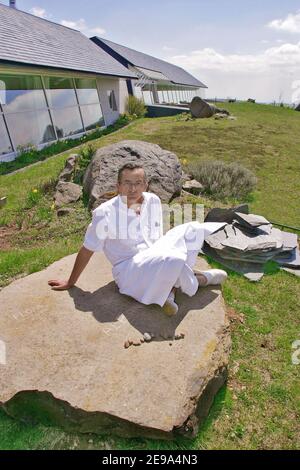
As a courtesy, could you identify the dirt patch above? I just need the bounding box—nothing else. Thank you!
[0,225,18,250]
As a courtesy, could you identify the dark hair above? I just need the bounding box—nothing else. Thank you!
[117,163,146,183]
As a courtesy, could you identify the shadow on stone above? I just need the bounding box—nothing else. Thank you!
[68,282,219,341]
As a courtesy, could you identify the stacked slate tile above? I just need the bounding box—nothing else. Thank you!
[202,206,300,281]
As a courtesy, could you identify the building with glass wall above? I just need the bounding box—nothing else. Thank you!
[0,4,136,162]
[91,37,207,106]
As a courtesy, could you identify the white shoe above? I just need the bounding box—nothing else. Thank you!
[162,292,178,316]
[195,269,228,286]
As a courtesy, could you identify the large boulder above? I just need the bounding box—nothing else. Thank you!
[0,253,230,440]
[190,97,229,119]
[83,140,182,209]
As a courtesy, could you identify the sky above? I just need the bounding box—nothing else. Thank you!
[1,0,300,103]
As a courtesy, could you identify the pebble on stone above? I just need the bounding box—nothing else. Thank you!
[124,341,130,349]
[143,333,152,342]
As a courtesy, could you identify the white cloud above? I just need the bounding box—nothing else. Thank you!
[61,18,105,36]
[30,6,47,18]
[169,42,300,74]
[267,10,300,33]
[168,42,300,102]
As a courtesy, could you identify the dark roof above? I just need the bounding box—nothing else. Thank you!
[0,4,136,79]
[92,37,207,88]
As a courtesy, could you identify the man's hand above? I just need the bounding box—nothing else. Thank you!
[48,246,94,291]
[48,280,74,291]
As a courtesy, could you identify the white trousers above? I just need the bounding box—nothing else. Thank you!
[113,221,226,307]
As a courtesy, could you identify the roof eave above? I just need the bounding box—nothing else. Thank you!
[0,58,137,80]
[171,81,208,88]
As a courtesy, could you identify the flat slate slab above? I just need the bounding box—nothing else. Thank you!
[0,253,230,440]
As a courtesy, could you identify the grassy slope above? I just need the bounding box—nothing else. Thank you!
[0,103,299,449]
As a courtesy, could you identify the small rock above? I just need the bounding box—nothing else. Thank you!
[214,113,228,120]
[140,338,144,344]
[180,333,185,339]
[175,334,182,340]
[88,439,93,444]
[124,341,130,349]
[143,333,152,342]
[54,181,82,207]
[169,342,173,346]
[0,197,7,208]
[182,179,203,195]
[129,340,134,346]
[58,154,80,182]
[133,341,141,346]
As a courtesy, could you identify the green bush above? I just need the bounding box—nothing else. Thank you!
[188,160,257,201]
[73,144,96,185]
[125,95,147,118]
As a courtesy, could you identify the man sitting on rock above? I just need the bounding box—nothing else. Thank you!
[48,163,227,316]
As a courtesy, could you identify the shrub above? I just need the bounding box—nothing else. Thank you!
[187,160,257,201]
[73,144,96,185]
[125,95,147,118]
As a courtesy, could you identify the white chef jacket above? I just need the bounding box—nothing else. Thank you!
[83,192,225,306]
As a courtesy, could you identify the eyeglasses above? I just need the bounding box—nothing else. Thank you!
[121,181,145,188]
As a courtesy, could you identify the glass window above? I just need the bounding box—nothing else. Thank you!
[80,104,105,131]
[75,78,100,105]
[142,90,152,105]
[107,90,117,111]
[44,76,78,108]
[0,114,13,155]
[166,89,172,103]
[134,86,144,101]
[6,109,56,149]
[51,106,84,138]
[157,90,164,104]
[0,74,47,112]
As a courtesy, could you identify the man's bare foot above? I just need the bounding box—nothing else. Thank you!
[162,290,178,316]
[162,298,178,316]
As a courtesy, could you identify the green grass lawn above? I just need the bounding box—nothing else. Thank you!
[0,102,299,450]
